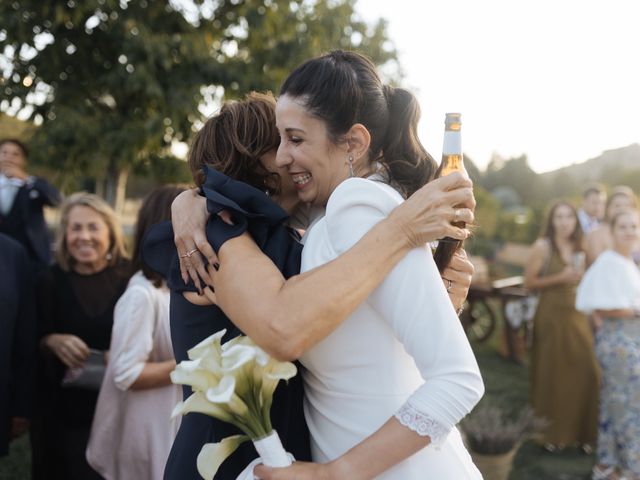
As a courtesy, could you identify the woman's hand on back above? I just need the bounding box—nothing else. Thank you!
[441,249,474,311]
[389,172,475,249]
[171,188,216,291]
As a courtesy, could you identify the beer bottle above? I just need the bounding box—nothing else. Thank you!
[433,112,467,273]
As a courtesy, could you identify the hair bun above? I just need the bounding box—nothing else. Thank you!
[382,84,394,104]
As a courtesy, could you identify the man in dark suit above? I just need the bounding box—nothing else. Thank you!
[0,138,61,270]
[0,233,37,456]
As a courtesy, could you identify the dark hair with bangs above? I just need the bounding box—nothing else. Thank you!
[188,91,281,195]
[279,50,436,198]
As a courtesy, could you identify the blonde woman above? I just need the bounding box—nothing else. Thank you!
[33,193,130,480]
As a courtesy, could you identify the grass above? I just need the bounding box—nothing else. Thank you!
[1,302,595,479]
[471,298,595,480]
[0,435,30,480]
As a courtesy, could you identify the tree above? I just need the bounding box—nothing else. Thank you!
[0,0,399,212]
[481,154,541,207]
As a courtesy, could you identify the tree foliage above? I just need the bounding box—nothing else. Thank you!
[0,0,399,210]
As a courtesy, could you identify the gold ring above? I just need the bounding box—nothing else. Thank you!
[180,248,198,259]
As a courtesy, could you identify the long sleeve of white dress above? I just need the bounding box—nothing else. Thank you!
[323,178,484,444]
[110,278,156,391]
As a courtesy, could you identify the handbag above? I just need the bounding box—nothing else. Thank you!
[61,349,107,390]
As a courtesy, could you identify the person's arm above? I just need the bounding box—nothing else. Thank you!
[110,283,174,391]
[255,179,483,479]
[523,239,579,290]
[208,173,475,361]
[28,176,62,207]
[594,308,636,318]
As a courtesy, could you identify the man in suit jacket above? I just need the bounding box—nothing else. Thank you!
[0,233,36,456]
[0,138,61,269]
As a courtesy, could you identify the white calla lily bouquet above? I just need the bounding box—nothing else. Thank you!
[171,329,297,479]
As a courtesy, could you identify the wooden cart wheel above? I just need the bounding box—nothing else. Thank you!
[461,298,497,343]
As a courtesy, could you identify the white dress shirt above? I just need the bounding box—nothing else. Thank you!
[299,178,484,479]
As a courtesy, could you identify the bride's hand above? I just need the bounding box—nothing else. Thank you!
[253,461,333,480]
[441,249,474,312]
[388,172,475,249]
[172,188,216,290]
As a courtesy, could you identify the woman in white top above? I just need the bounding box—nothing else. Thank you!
[576,208,640,480]
[245,50,483,480]
[86,186,185,480]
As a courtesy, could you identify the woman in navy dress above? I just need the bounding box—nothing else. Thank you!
[144,92,476,479]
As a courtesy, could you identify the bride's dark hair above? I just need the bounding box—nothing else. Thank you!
[279,50,436,198]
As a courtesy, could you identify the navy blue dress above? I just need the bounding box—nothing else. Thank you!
[143,167,310,480]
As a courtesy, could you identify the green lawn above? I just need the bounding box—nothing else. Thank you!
[0,435,30,480]
[471,301,595,480]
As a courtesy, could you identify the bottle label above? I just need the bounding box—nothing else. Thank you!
[442,131,462,155]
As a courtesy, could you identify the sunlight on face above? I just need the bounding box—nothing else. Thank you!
[274,95,350,207]
[611,210,639,253]
[66,205,111,272]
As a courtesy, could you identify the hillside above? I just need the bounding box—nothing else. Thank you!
[540,143,640,183]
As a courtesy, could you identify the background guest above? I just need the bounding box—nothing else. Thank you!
[0,234,36,457]
[0,139,62,271]
[33,193,130,480]
[86,185,184,480]
[585,185,638,266]
[576,208,640,480]
[577,184,606,235]
[524,200,599,452]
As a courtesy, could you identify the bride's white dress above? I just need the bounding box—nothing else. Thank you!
[299,178,484,479]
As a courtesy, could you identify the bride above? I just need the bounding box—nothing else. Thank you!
[242,50,484,479]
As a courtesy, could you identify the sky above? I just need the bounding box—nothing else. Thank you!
[357,0,640,173]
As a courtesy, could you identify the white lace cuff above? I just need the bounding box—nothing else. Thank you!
[395,401,450,448]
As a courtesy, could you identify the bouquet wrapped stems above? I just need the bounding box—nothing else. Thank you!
[170,329,295,479]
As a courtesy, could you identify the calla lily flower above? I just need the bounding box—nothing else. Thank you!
[188,329,227,361]
[170,329,298,478]
[204,375,250,418]
[221,344,257,372]
[196,435,249,480]
[171,391,234,424]
[170,359,219,392]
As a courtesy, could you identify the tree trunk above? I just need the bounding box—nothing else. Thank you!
[95,173,106,198]
[104,162,129,216]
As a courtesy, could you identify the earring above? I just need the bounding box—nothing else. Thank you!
[348,155,354,178]
[106,252,113,261]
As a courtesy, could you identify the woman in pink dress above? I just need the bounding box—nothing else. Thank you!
[86,185,185,480]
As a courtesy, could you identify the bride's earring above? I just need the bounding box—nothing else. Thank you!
[347,155,354,178]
